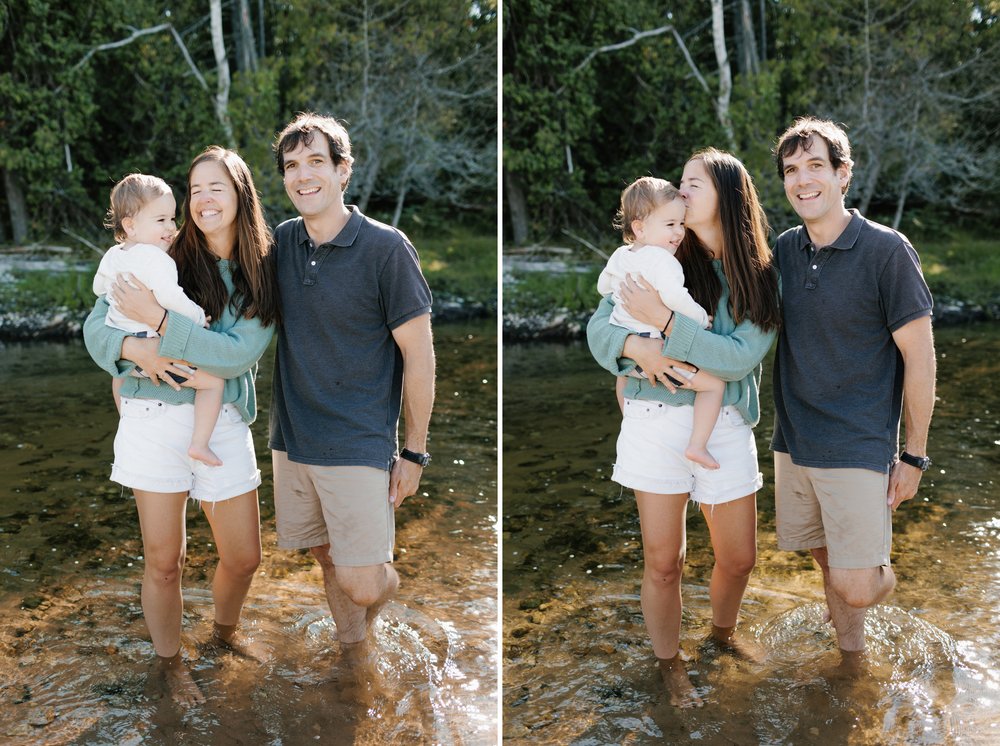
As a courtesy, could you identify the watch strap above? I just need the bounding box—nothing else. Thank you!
[400,448,431,467]
[899,451,931,471]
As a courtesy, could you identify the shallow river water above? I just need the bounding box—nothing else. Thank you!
[0,321,497,745]
[503,323,1000,745]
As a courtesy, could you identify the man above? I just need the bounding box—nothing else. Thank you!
[771,117,936,663]
[269,113,435,655]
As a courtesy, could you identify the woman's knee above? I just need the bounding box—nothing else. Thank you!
[717,549,757,579]
[644,551,686,588]
[220,546,261,578]
[144,550,185,586]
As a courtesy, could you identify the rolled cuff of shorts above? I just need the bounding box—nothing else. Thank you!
[276,533,332,551]
[330,548,394,567]
[612,464,693,495]
[690,472,763,505]
[111,463,192,494]
[189,468,262,503]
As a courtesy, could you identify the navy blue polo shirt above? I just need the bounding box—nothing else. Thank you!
[771,209,932,472]
[269,207,432,469]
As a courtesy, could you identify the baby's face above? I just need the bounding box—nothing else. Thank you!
[125,193,177,251]
[634,198,686,251]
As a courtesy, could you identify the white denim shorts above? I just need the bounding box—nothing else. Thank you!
[612,398,763,504]
[111,397,262,503]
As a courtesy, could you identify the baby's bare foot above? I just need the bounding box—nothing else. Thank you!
[686,446,720,470]
[189,443,223,467]
[155,652,205,707]
[657,654,703,708]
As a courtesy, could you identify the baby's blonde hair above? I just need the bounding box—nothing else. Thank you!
[613,176,681,244]
[104,173,172,243]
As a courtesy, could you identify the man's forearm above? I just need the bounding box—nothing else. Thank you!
[895,317,936,455]
[402,343,435,451]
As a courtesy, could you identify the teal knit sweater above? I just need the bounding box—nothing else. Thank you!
[587,259,777,427]
[84,259,274,424]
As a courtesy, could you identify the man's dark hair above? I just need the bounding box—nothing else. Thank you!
[274,112,355,189]
[774,117,854,195]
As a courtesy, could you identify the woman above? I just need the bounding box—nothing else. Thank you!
[83,146,279,706]
[587,148,781,708]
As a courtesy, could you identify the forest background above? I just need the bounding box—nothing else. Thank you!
[503,0,1000,332]
[0,0,498,331]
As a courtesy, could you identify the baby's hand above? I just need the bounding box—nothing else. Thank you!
[203,315,212,328]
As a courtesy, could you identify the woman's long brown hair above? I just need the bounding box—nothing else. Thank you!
[677,148,781,332]
[171,146,279,326]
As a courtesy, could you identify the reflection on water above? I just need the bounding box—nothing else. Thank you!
[503,323,1000,745]
[0,322,497,745]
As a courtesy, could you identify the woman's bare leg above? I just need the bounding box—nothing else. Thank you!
[635,490,702,707]
[201,490,267,660]
[134,489,205,705]
[700,493,764,661]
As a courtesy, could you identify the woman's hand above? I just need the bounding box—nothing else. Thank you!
[121,337,193,391]
[620,274,673,331]
[622,335,697,393]
[110,274,165,329]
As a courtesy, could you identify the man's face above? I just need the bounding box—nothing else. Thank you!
[281,135,352,219]
[781,136,850,226]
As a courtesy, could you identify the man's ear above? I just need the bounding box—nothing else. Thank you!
[837,164,851,194]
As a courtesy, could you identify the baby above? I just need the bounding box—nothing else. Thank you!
[597,176,725,470]
[93,173,225,467]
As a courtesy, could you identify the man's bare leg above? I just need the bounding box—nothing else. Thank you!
[309,546,398,645]
[812,547,895,654]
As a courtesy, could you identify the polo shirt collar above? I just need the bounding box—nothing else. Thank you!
[796,208,864,253]
[293,205,364,248]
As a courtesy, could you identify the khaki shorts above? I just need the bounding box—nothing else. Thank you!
[774,451,891,569]
[272,450,394,567]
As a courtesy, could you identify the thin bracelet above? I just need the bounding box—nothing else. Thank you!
[155,309,168,334]
[661,311,675,336]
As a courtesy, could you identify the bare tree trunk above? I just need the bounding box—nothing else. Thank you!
[233,0,259,72]
[710,0,736,151]
[209,0,236,147]
[855,150,881,215]
[737,0,759,75]
[356,151,380,212]
[759,0,767,63]
[892,181,909,230]
[258,0,266,57]
[3,168,29,244]
[391,184,408,227]
[504,167,530,246]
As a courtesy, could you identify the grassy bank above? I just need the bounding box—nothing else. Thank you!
[0,228,497,324]
[504,231,1000,320]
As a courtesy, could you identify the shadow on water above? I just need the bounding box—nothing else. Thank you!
[0,321,497,745]
[503,323,1000,745]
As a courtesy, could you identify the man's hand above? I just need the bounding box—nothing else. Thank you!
[887,461,923,511]
[388,458,423,509]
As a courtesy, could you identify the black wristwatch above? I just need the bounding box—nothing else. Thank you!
[399,448,431,467]
[899,451,931,471]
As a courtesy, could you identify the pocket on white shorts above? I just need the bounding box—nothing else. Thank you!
[119,397,167,421]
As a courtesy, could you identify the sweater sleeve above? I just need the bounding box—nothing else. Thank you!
[82,296,133,377]
[586,295,637,376]
[664,312,776,381]
[157,311,274,379]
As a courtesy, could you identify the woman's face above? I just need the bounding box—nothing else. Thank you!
[679,158,719,232]
[188,159,238,245]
